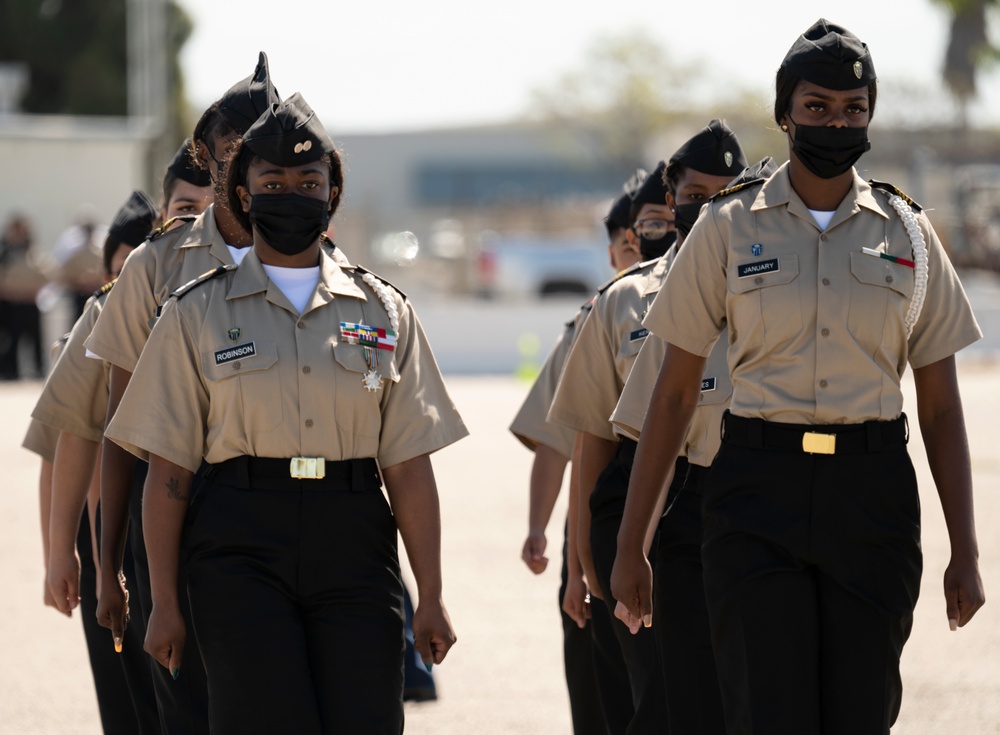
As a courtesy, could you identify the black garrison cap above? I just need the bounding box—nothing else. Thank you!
[242,92,336,167]
[218,52,281,135]
[631,161,670,209]
[666,119,748,182]
[780,19,876,90]
[166,138,211,187]
[108,191,157,247]
[605,168,648,233]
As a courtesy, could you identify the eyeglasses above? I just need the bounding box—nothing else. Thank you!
[633,218,674,240]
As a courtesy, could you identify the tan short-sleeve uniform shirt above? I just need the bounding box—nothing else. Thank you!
[646,163,982,425]
[85,206,237,373]
[22,334,71,461]
[509,305,587,459]
[32,288,113,443]
[107,248,468,473]
[549,255,672,440]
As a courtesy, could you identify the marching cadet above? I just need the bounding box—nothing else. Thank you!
[613,20,985,734]
[104,92,467,734]
[160,138,213,222]
[29,191,161,734]
[608,142,770,735]
[510,179,644,735]
[552,124,747,734]
[87,52,280,735]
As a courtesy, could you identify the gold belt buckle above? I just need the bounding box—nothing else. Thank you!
[290,457,326,479]
[802,432,836,455]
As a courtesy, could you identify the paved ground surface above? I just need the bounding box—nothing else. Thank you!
[2,368,999,734]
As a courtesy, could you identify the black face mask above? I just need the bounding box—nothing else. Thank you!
[788,117,871,179]
[673,202,706,239]
[248,193,329,256]
[640,230,676,261]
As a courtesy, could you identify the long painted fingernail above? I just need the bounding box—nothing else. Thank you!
[424,661,433,673]
[114,637,122,653]
[642,614,652,628]
[171,668,180,680]
[948,618,958,631]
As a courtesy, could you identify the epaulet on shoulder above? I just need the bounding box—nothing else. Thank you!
[596,261,644,296]
[148,215,197,242]
[169,264,236,301]
[354,264,407,301]
[868,179,923,212]
[92,278,117,299]
[711,177,766,202]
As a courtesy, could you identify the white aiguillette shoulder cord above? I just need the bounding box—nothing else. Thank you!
[888,194,929,337]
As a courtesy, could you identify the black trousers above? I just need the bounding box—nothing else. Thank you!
[129,461,211,734]
[77,508,157,734]
[590,439,668,735]
[184,457,405,735]
[0,299,42,378]
[703,414,921,735]
[654,463,726,735]
[557,519,613,735]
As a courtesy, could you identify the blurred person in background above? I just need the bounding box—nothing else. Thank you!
[0,214,46,379]
[49,210,108,322]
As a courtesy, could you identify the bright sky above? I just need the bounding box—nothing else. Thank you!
[175,0,1000,134]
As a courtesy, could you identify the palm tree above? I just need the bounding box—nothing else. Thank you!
[932,0,1000,127]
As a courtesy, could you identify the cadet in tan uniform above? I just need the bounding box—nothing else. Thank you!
[86,52,280,735]
[613,20,985,734]
[107,93,467,735]
[510,180,644,735]
[607,140,766,735]
[554,126,748,734]
[29,191,161,734]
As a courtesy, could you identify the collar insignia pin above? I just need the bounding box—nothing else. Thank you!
[228,327,241,342]
[751,243,763,257]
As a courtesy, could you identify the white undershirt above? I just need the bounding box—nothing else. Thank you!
[262,264,321,314]
[227,245,251,265]
[809,209,836,231]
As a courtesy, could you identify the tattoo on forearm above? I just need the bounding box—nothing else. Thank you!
[165,476,188,501]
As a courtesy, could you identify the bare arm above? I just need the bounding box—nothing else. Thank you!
[383,453,456,667]
[578,432,618,600]
[612,344,705,625]
[38,459,56,610]
[913,356,985,628]
[96,364,137,642]
[47,431,100,616]
[141,453,193,676]
[562,433,588,627]
[522,443,568,574]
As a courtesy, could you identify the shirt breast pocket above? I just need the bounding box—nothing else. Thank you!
[847,252,914,351]
[201,340,283,431]
[727,255,801,348]
[332,342,400,439]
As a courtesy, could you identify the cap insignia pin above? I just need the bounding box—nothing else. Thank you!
[724,151,733,168]
[302,140,312,152]
[853,61,863,79]
[294,142,304,154]
[228,327,241,342]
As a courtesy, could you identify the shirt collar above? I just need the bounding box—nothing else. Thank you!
[175,204,238,264]
[750,161,889,227]
[226,246,368,304]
